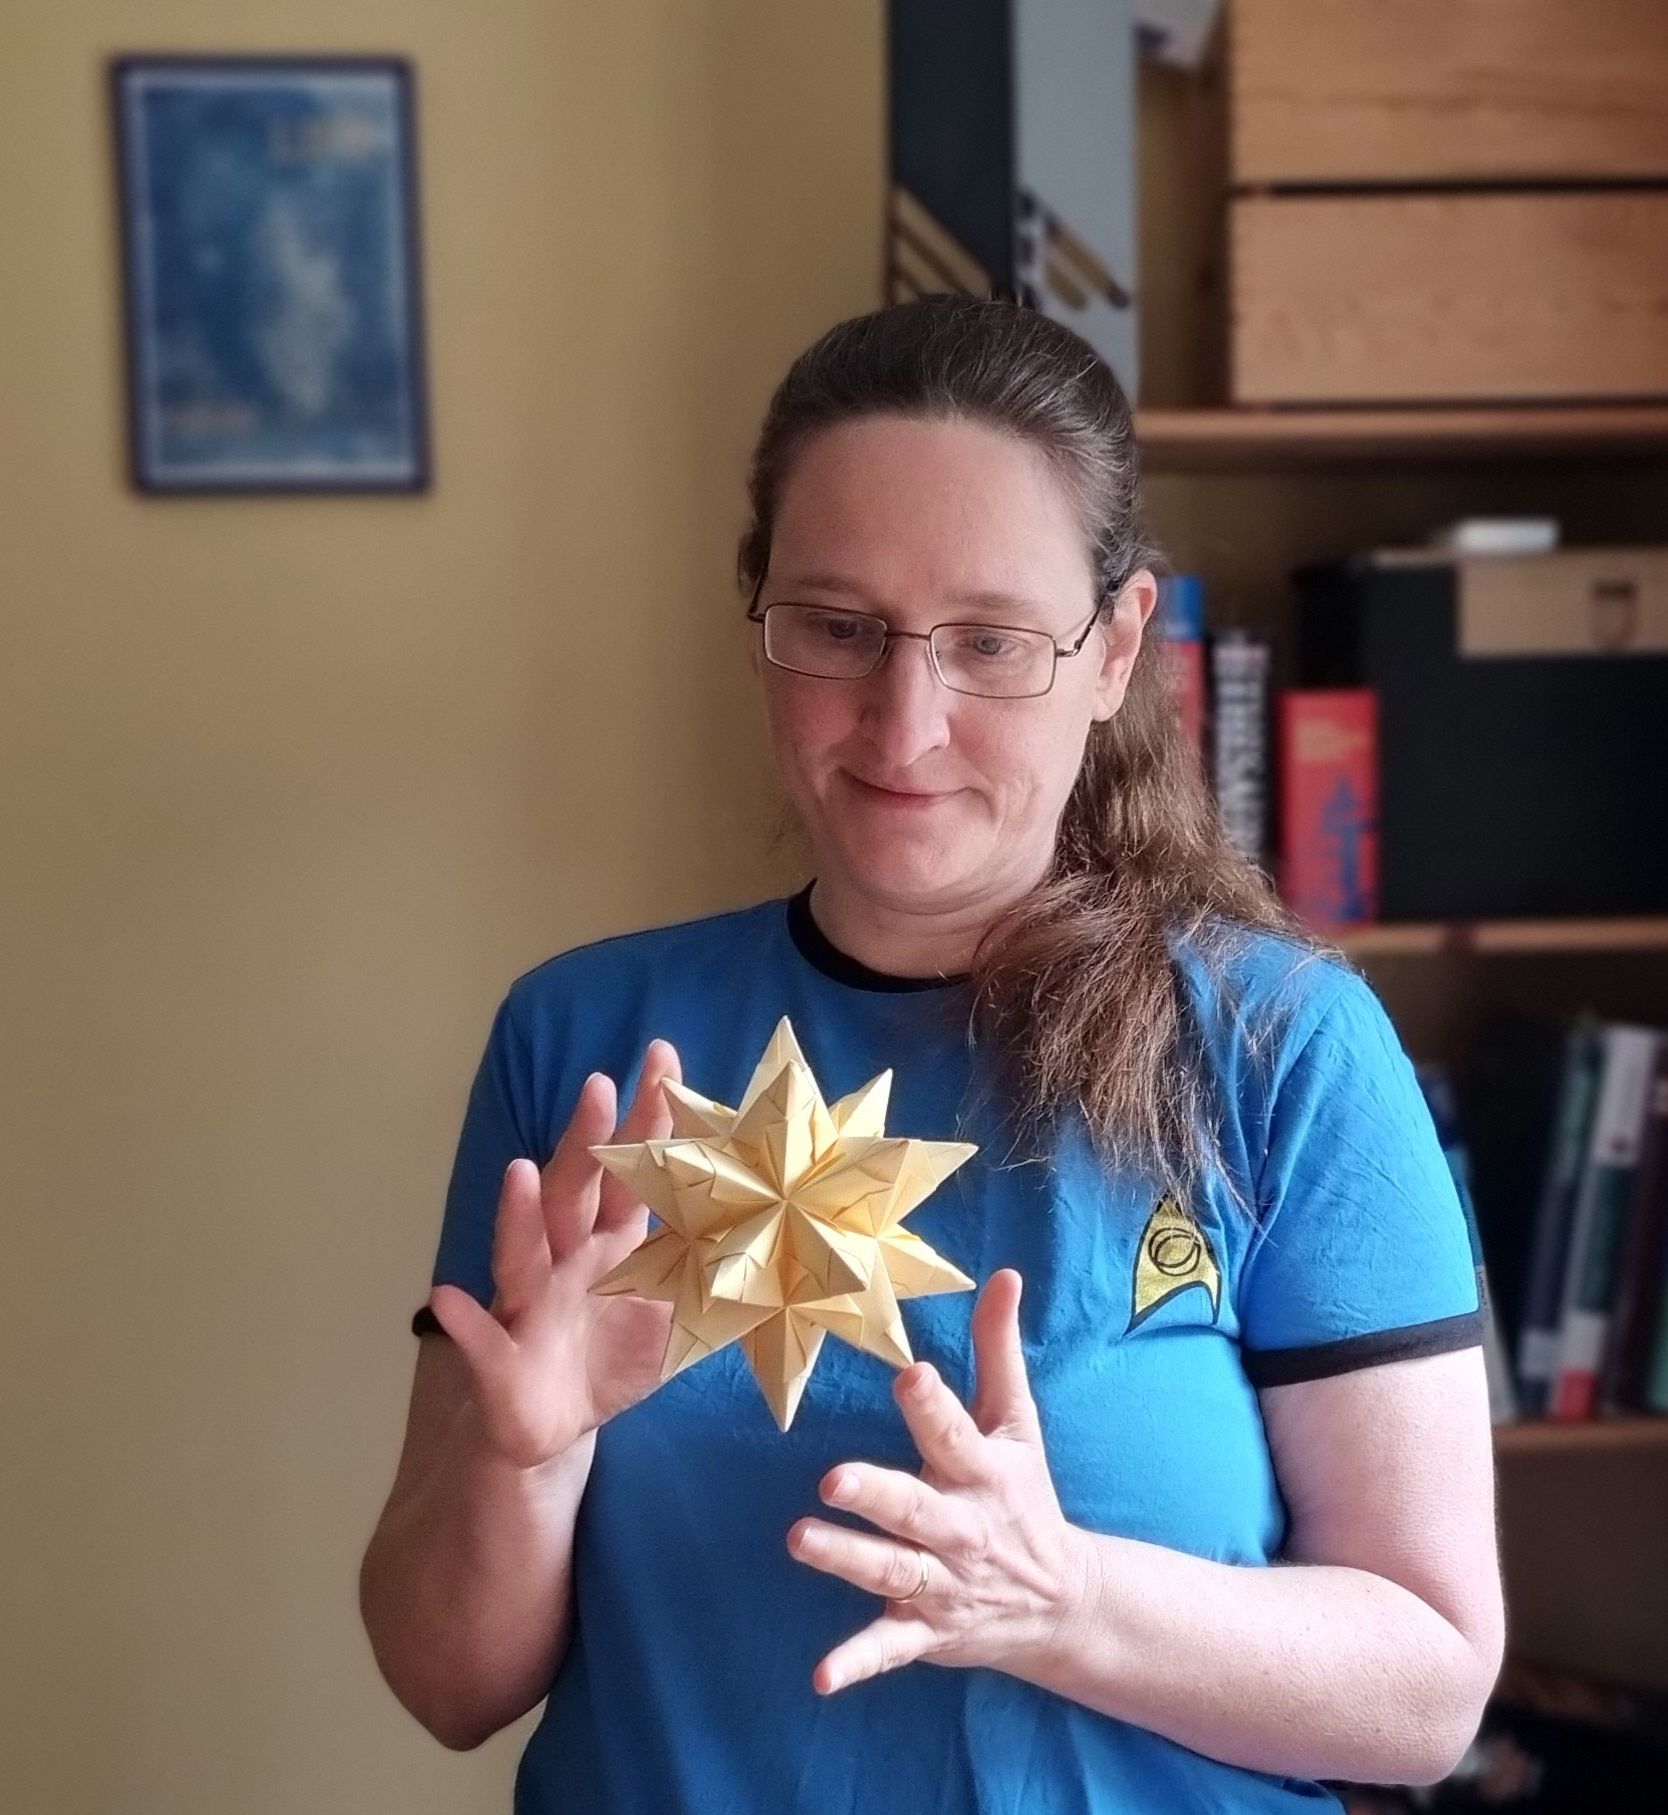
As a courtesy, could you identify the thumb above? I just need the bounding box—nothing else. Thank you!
[428,1282,517,1411]
[970,1269,1039,1439]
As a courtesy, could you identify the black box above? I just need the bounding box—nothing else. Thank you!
[1295,551,1668,921]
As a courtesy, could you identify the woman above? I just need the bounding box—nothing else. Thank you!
[361,296,1503,1813]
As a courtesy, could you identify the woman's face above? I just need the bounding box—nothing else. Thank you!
[755,413,1156,921]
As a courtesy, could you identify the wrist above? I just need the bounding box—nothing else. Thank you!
[450,1393,595,1494]
[1009,1525,1120,1701]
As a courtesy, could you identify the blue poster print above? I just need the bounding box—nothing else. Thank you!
[116,61,428,490]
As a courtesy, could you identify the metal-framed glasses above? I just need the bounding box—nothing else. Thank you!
[746,592,1108,700]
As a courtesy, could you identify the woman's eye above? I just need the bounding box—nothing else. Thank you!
[813,614,867,643]
[955,629,1020,661]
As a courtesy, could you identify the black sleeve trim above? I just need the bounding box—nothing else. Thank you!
[1242,1308,1486,1388]
[411,1304,444,1338]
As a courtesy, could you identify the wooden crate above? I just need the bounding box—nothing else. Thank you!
[1457,550,1668,658]
[1230,190,1668,405]
[1230,0,1668,184]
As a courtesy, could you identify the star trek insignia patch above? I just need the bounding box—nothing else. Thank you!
[1129,1194,1221,1331]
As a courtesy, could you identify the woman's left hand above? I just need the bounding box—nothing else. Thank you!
[787,1268,1097,1695]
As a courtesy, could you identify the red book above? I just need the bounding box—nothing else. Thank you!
[1279,689,1379,927]
[1163,638,1206,757]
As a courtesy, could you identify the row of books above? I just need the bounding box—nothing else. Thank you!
[1156,577,1376,927]
[1435,1017,1668,1423]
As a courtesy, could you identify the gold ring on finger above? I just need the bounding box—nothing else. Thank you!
[891,1546,932,1603]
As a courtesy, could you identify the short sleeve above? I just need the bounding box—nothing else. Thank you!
[1238,971,1484,1387]
[413,993,541,1329]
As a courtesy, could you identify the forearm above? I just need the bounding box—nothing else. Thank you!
[360,1399,594,1750]
[1019,1530,1495,1786]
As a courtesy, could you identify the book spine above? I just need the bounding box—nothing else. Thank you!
[1515,1025,1603,1417]
[1155,574,1207,763]
[1549,1025,1661,1421]
[1647,1244,1668,1412]
[1600,1045,1668,1413]
[1417,1065,1516,1422]
[1278,689,1378,927]
[1164,638,1207,759]
[1210,631,1272,866]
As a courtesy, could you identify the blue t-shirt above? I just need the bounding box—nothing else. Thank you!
[422,888,1483,1814]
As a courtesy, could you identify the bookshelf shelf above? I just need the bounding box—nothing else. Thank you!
[1494,1417,1668,1457]
[1330,917,1668,959]
[1134,404,1668,472]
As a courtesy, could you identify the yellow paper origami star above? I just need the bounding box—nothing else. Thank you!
[590,1017,977,1429]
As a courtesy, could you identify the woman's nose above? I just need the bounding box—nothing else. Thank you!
[857,634,953,761]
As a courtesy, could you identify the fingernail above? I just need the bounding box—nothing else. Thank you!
[908,1365,937,1400]
[826,1471,856,1505]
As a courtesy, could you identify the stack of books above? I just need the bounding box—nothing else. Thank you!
[1153,575,1276,876]
[1153,573,1378,928]
[1431,1019,1668,1424]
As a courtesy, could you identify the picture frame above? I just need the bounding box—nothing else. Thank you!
[111,55,430,494]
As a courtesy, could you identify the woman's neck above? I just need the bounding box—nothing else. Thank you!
[805,871,1039,980]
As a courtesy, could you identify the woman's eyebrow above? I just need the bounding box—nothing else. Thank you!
[941,588,1052,619]
[771,574,1050,619]
[768,572,875,601]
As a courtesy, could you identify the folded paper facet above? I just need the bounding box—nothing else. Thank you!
[591,1017,977,1429]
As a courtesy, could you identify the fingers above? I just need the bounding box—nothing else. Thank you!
[970,1268,1040,1439]
[621,1040,682,1140]
[788,1517,940,1603]
[814,1613,935,1695]
[540,1072,619,1259]
[597,1041,682,1232]
[489,1158,554,1316]
[817,1459,980,1557]
[893,1360,991,1487]
[513,1041,684,1269]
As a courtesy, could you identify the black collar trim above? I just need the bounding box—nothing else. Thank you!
[785,884,968,994]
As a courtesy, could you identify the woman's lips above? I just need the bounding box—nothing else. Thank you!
[842,772,955,810]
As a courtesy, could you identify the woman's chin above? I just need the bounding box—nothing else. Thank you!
[824,840,993,913]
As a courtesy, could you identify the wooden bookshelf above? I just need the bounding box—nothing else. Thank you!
[1495,1421,1668,1693]
[1495,1418,1668,1458]
[1330,917,1668,959]
[1135,38,1668,1701]
[1135,404,1668,472]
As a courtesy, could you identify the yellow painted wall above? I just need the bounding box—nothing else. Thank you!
[0,4,880,1809]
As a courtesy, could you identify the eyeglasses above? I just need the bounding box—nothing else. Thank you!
[745,590,1108,700]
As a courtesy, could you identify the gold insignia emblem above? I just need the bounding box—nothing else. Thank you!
[1129,1194,1221,1331]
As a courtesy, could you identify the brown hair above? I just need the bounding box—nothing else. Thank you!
[739,295,1332,1192]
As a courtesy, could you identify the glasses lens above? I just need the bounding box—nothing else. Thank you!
[930,623,1057,698]
[763,604,887,678]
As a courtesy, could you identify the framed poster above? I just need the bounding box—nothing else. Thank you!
[112,55,430,493]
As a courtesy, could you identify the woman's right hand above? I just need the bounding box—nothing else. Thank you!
[426,1040,683,1469]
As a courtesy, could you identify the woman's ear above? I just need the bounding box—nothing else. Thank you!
[1089,569,1159,722]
